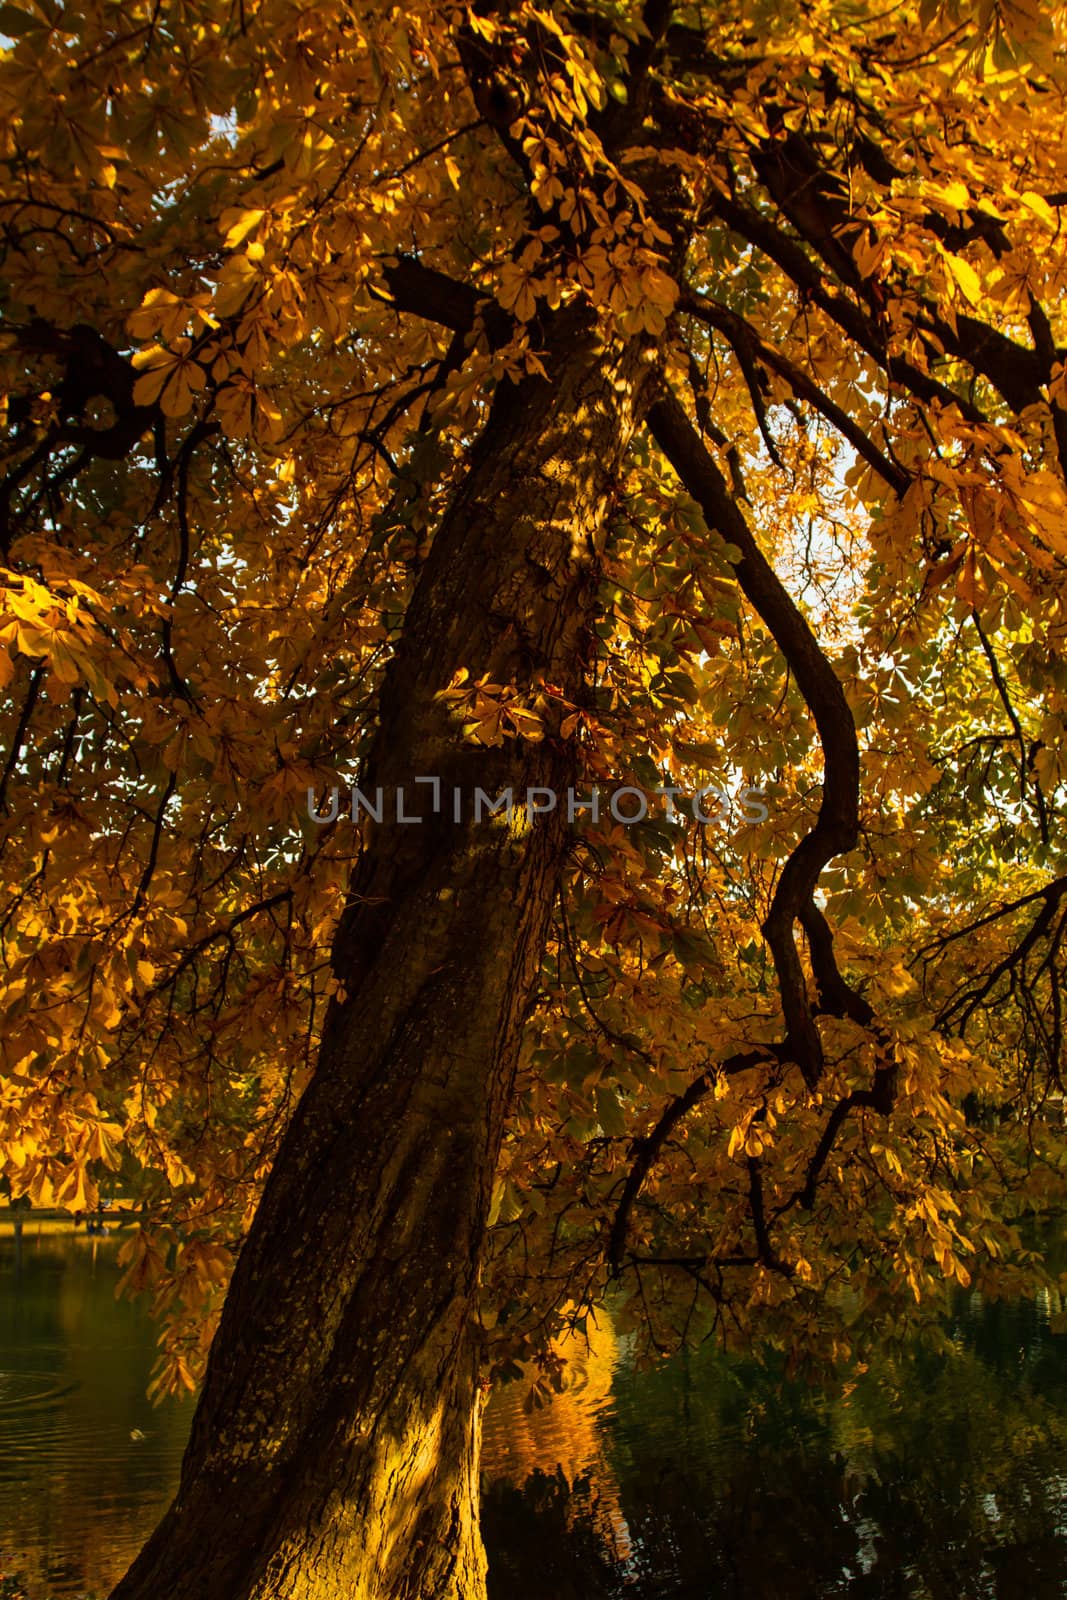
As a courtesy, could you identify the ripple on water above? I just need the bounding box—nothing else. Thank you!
[0,1368,80,1411]
[0,1367,185,1489]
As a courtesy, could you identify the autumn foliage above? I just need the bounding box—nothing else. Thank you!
[2,0,1067,1415]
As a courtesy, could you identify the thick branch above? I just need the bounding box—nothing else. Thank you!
[648,389,861,1084]
[703,190,987,425]
[608,393,889,1270]
[745,129,1049,415]
[374,258,509,347]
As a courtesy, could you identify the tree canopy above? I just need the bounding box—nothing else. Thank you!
[2,0,1067,1422]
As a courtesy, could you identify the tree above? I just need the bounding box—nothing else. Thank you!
[2,0,1067,1595]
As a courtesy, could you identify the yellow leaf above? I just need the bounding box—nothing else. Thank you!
[926,179,969,210]
[84,1121,124,1170]
[1019,189,1057,229]
[128,288,188,343]
[117,1228,166,1296]
[214,254,261,317]
[55,1158,94,1213]
[221,208,266,249]
[942,251,982,308]
[159,359,206,418]
[49,639,82,683]
[132,368,166,407]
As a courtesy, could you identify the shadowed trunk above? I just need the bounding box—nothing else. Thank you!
[109,310,656,1600]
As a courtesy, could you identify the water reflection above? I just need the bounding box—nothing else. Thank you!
[4,1226,1067,1598]
[0,1226,193,1598]
[483,1289,1067,1599]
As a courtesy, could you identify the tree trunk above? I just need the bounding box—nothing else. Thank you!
[110,312,655,1600]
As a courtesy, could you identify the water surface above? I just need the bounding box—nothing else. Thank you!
[3,1225,1067,1598]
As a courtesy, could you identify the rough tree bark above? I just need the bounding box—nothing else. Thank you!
[109,309,657,1600]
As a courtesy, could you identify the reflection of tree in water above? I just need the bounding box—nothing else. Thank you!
[835,1296,1067,1600]
[481,1308,632,1585]
[481,1312,619,1484]
[483,1469,619,1600]
[6,1240,1067,1598]
[482,1291,1067,1599]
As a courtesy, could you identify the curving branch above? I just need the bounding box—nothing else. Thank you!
[648,388,863,1087]
[609,386,893,1270]
[371,257,509,348]
[607,1043,781,1269]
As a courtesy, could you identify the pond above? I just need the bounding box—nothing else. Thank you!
[3,1223,1067,1598]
